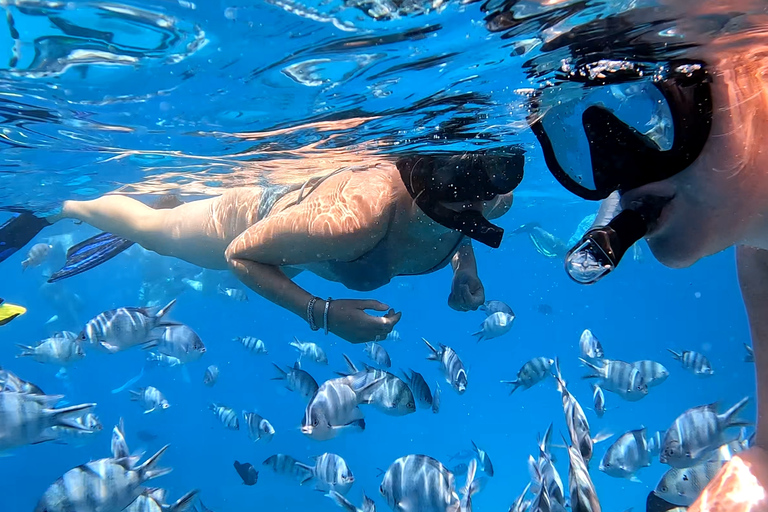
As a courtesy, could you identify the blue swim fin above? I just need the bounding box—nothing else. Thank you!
[47,232,134,283]
[0,211,50,264]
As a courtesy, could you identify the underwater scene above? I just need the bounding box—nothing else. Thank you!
[0,0,763,511]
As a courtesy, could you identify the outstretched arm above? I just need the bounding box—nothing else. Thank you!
[448,238,486,311]
[224,174,401,343]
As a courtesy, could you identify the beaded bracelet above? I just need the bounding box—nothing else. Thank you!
[307,296,319,331]
[323,297,332,335]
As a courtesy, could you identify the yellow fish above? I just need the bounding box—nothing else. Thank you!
[0,298,26,326]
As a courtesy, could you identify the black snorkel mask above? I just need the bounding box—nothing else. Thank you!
[529,59,713,283]
[397,150,525,248]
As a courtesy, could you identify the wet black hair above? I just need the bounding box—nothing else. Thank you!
[396,149,524,248]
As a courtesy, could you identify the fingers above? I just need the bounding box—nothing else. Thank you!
[359,300,389,312]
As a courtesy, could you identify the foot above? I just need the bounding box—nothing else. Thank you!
[689,447,768,512]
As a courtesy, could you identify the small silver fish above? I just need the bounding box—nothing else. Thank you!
[80,300,176,354]
[296,453,355,495]
[432,382,441,414]
[667,349,714,377]
[326,490,377,512]
[480,300,514,317]
[553,359,598,464]
[301,378,373,441]
[579,329,604,361]
[17,336,85,366]
[243,411,275,442]
[654,459,724,506]
[660,397,750,468]
[218,285,248,302]
[203,365,219,386]
[291,338,328,365]
[124,489,198,512]
[471,440,494,477]
[144,324,205,364]
[209,403,239,430]
[592,384,606,418]
[263,454,313,482]
[386,330,401,342]
[424,338,468,394]
[580,358,648,402]
[234,336,268,354]
[0,392,95,451]
[22,243,52,270]
[599,428,652,481]
[35,444,171,512]
[52,411,102,445]
[364,343,391,368]
[472,311,514,341]
[146,351,182,368]
[631,360,669,387]
[512,223,568,258]
[111,418,130,460]
[129,386,170,414]
[501,357,553,394]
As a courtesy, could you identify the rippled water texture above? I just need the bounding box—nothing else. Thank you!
[1,0,767,209]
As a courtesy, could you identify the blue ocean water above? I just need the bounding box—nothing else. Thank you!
[0,0,758,511]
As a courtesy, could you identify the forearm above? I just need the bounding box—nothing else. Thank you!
[451,238,478,274]
[736,245,768,448]
[228,257,320,325]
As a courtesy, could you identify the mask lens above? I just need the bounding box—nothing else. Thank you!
[565,238,615,284]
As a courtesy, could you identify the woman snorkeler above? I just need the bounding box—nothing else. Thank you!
[0,152,521,344]
[529,10,768,510]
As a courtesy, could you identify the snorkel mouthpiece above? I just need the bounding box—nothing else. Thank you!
[565,209,648,284]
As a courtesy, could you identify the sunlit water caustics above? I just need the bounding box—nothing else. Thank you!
[0,0,765,511]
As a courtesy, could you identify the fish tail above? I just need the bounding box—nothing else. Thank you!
[553,357,567,390]
[723,396,751,427]
[578,357,603,377]
[15,344,35,357]
[168,490,199,512]
[422,338,439,360]
[501,380,520,395]
[208,403,218,412]
[129,390,142,401]
[49,402,97,430]
[341,354,358,375]
[325,490,358,512]
[460,458,478,512]
[472,330,484,341]
[21,259,30,271]
[666,348,682,360]
[137,444,172,480]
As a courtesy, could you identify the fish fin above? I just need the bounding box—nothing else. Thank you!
[592,430,613,444]
[129,390,141,400]
[155,299,177,320]
[629,475,642,484]
[15,344,35,357]
[141,341,159,350]
[722,396,751,427]
[144,408,156,415]
[341,354,358,375]
[271,363,287,380]
[99,342,120,353]
[49,403,97,430]
[347,418,365,432]
[137,444,172,480]
[578,357,603,377]
[666,348,682,360]
[48,232,134,283]
[326,490,357,512]
[168,490,199,512]
[501,380,520,395]
[422,338,439,360]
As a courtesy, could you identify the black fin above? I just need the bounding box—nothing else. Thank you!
[0,211,50,264]
[646,491,679,512]
[48,232,134,282]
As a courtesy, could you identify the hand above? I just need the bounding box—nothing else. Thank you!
[689,447,768,512]
[448,269,485,312]
[326,299,402,344]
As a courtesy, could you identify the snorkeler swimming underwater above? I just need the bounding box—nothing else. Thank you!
[0,152,521,344]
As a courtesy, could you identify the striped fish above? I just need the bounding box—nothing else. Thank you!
[564,435,602,512]
[553,359,598,464]
[579,329,604,361]
[234,336,268,354]
[501,357,553,394]
[80,299,177,353]
[129,386,170,414]
[432,383,441,414]
[659,397,750,468]
[125,489,198,512]
[272,362,318,400]
[423,338,468,395]
[631,360,669,387]
[35,444,171,512]
[296,453,355,495]
[364,342,391,368]
[580,358,648,402]
[203,365,219,387]
[243,411,275,442]
[400,369,432,409]
[654,459,724,507]
[209,403,239,430]
[592,384,606,418]
[262,454,313,482]
[599,428,652,481]
[667,349,714,377]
